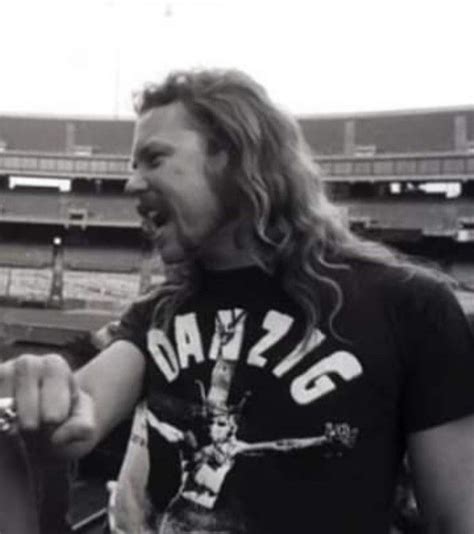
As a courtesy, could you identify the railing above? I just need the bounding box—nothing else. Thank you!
[1,149,474,182]
[317,151,474,182]
[0,150,130,179]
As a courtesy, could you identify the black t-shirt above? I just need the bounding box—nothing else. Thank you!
[115,261,474,533]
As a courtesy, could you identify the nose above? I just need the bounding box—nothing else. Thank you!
[125,171,148,194]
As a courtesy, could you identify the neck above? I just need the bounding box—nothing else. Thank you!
[197,220,262,271]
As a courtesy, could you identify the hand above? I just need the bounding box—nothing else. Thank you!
[0,353,97,457]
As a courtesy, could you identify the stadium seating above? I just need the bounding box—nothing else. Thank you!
[341,198,474,235]
[0,191,137,226]
[0,242,51,268]
[64,245,141,272]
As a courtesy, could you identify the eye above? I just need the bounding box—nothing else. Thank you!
[148,154,164,168]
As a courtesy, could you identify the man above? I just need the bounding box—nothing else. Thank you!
[2,69,474,533]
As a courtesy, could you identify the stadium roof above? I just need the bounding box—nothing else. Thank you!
[0,114,134,155]
[298,104,474,120]
[1,105,473,156]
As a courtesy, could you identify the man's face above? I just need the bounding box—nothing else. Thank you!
[127,102,228,265]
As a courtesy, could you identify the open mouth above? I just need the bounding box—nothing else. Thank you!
[137,202,171,237]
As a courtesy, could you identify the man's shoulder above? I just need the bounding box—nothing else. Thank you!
[330,257,452,305]
[119,286,162,325]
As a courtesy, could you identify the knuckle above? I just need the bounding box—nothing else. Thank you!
[15,354,40,377]
[42,353,69,376]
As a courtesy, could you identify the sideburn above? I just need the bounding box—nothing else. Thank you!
[206,163,242,221]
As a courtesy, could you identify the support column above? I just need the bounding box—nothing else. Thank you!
[454,115,467,151]
[65,122,76,153]
[344,120,355,155]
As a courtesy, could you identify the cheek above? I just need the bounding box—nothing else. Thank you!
[161,161,210,205]
[172,174,224,222]
[158,160,231,231]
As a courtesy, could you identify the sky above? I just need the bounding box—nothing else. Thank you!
[0,0,473,118]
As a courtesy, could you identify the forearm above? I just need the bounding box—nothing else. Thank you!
[75,340,145,448]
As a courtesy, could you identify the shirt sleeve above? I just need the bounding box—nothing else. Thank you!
[112,295,157,355]
[401,274,474,433]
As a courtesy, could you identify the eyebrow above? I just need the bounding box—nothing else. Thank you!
[131,141,174,168]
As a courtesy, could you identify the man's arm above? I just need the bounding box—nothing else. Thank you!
[407,413,474,534]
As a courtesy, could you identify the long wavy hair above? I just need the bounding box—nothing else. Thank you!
[134,69,438,340]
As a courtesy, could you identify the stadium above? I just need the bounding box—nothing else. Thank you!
[1,105,474,532]
[1,107,474,310]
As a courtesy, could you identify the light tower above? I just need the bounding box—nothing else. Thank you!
[48,236,64,308]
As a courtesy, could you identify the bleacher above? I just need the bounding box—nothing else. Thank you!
[62,194,137,225]
[0,242,51,268]
[0,191,60,220]
[0,191,138,227]
[340,197,474,237]
[64,245,141,272]
[0,241,141,272]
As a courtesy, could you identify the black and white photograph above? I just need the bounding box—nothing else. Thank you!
[0,1,474,532]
